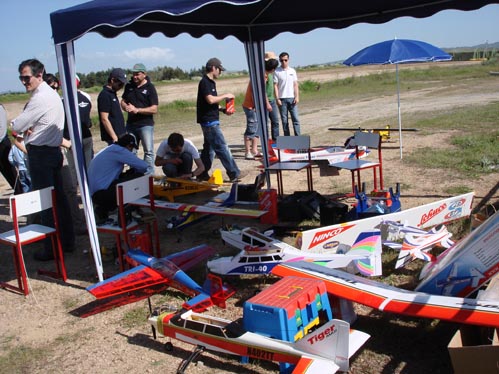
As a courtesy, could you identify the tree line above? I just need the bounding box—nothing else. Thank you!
[75,65,206,88]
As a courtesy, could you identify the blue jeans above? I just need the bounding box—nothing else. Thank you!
[200,125,240,180]
[278,98,301,136]
[162,152,193,177]
[243,107,258,138]
[268,99,280,140]
[27,145,75,250]
[126,124,154,174]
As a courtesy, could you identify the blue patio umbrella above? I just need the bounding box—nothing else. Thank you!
[344,39,452,158]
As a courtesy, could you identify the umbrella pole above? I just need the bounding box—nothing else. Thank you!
[396,64,403,159]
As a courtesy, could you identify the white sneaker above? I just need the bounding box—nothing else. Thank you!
[245,152,254,160]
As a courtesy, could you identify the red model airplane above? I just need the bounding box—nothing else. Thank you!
[74,245,233,317]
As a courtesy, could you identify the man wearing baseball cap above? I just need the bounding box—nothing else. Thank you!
[97,68,127,145]
[88,133,148,223]
[196,57,242,183]
[121,63,159,175]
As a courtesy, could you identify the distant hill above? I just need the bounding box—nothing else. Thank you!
[443,41,499,53]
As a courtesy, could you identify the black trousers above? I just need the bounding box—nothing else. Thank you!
[92,170,144,215]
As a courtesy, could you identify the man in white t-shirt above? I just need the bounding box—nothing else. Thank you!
[155,132,205,179]
[274,52,301,136]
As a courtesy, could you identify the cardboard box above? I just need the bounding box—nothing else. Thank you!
[448,327,499,374]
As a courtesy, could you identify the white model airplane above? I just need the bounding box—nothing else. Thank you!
[295,192,474,253]
[208,226,382,276]
[269,145,367,166]
[272,262,499,328]
[382,223,455,269]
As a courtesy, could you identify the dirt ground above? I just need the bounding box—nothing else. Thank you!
[0,62,498,374]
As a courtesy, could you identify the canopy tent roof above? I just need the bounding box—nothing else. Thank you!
[51,0,496,44]
[50,0,498,281]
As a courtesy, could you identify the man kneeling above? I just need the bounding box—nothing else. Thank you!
[155,132,205,179]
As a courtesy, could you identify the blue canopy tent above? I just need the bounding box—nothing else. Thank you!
[50,0,497,280]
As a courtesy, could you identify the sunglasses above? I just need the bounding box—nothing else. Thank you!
[19,75,33,83]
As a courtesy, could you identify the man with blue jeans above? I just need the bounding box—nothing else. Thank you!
[274,52,301,136]
[196,58,241,183]
[11,59,75,260]
[264,51,280,140]
[121,63,158,174]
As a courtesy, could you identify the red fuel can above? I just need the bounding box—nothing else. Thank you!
[225,98,235,114]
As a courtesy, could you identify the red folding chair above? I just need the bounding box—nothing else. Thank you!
[0,187,67,296]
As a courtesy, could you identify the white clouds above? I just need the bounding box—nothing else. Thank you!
[123,47,175,61]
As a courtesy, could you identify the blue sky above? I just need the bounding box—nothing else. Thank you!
[1,1,498,93]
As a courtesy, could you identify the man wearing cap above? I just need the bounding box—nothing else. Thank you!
[264,51,281,140]
[121,63,158,175]
[88,133,148,222]
[196,57,241,183]
[98,68,127,145]
[11,58,75,260]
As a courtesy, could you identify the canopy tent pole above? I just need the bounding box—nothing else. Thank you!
[396,64,403,159]
[244,40,272,187]
[55,42,104,281]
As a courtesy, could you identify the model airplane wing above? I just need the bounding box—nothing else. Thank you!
[272,261,499,328]
[132,197,265,218]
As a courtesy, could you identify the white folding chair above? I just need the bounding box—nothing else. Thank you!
[96,175,160,271]
[266,136,313,196]
[0,187,67,295]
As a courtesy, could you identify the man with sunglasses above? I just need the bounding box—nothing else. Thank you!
[121,63,158,175]
[196,57,241,183]
[98,68,127,145]
[274,52,301,136]
[11,59,75,260]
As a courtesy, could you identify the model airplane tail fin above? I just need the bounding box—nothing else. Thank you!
[204,273,235,308]
[221,183,238,206]
[294,318,369,372]
[183,273,235,312]
[345,230,382,276]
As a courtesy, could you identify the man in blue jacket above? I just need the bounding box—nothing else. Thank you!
[88,133,148,223]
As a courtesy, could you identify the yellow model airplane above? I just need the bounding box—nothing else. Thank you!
[153,169,223,202]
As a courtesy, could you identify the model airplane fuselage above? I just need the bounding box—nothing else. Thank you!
[208,226,382,276]
[150,310,367,373]
[150,276,370,373]
[274,145,365,166]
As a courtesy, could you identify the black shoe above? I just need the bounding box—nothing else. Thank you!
[34,249,54,261]
[197,172,210,182]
